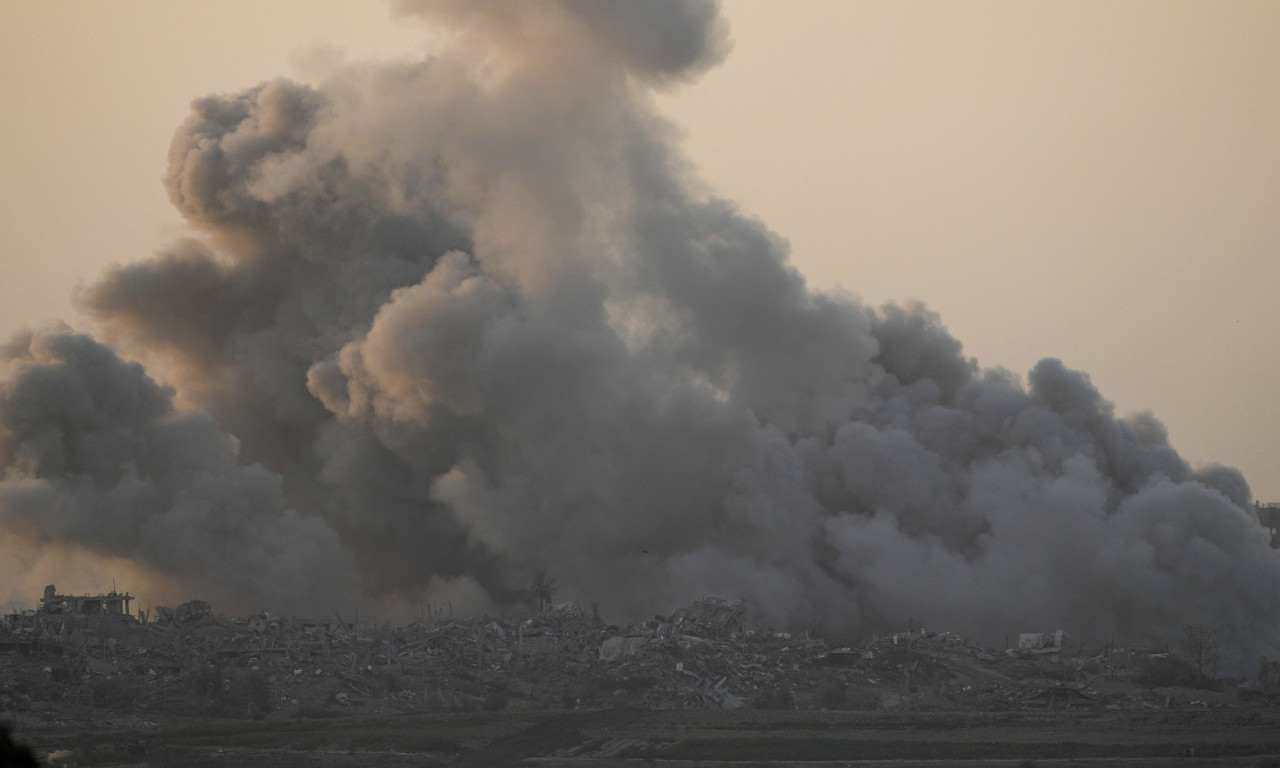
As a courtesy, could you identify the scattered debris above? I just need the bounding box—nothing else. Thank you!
[1018,630,1064,650]
[0,589,1259,726]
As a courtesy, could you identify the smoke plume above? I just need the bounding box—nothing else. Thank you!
[0,328,353,613]
[3,0,1276,668]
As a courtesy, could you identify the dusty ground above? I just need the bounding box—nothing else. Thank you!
[13,707,1280,767]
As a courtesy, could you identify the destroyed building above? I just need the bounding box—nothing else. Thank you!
[1256,501,1280,548]
[37,585,134,618]
[670,597,746,637]
[1018,630,1065,650]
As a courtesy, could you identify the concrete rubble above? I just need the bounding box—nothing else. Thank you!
[3,592,1276,725]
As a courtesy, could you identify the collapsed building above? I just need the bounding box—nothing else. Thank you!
[1018,630,1065,651]
[2,585,138,656]
[37,585,134,619]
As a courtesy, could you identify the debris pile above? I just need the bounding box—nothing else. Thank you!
[1,592,1267,726]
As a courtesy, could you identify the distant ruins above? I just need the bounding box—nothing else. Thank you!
[4,582,1273,726]
[37,584,133,618]
[1257,501,1280,548]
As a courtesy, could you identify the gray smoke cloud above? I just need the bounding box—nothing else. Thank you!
[392,0,730,85]
[3,0,1273,669]
[0,328,354,614]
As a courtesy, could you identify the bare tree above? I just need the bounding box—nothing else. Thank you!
[1181,625,1218,679]
[531,569,557,612]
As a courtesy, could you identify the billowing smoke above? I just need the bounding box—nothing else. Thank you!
[4,0,1277,668]
[0,328,353,613]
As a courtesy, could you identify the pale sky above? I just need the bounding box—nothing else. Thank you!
[1,1,1277,502]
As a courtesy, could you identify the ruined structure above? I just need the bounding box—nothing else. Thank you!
[1256,501,1280,548]
[670,597,747,638]
[1018,630,1066,651]
[38,584,133,618]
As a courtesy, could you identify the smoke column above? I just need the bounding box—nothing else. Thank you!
[0,0,1275,669]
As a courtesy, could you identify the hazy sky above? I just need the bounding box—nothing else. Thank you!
[2,1,1277,502]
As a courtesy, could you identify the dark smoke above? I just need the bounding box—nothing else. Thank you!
[0,328,353,613]
[3,0,1276,669]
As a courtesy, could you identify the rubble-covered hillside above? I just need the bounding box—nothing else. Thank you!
[4,595,1276,729]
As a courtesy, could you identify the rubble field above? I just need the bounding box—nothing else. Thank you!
[6,596,1280,765]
